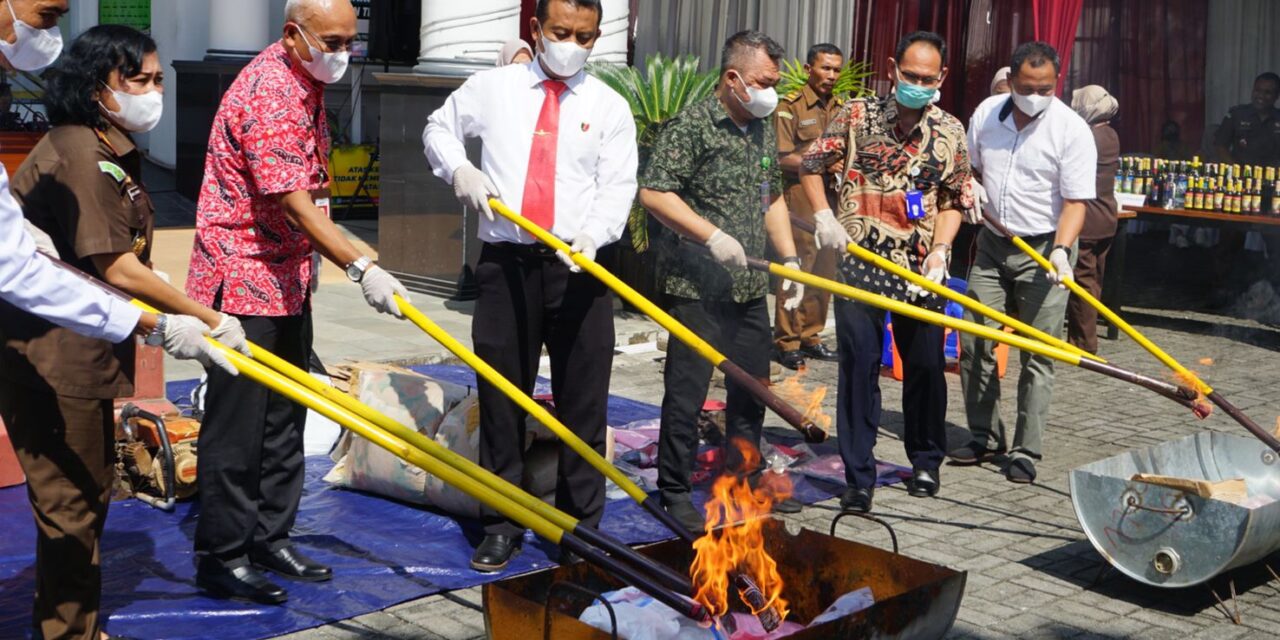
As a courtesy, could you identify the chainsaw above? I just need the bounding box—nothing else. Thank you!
[114,403,199,511]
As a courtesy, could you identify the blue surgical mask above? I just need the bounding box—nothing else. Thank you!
[895,76,937,110]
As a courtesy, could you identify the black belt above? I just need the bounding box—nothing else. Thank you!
[985,228,1055,245]
[487,241,558,258]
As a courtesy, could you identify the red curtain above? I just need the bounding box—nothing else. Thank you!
[1032,0,1085,93]
[1068,0,1208,154]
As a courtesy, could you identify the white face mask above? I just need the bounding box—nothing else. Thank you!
[734,73,778,119]
[1012,91,1053,117]
[537,29,591,78]
[102,87,163,133]
[0,0,63,72]
[297,28,349,84]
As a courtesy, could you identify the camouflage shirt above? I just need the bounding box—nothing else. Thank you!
[640,96,784,302]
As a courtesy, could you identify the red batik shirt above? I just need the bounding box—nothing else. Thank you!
[802,95,975,309]
[187,42,330,317]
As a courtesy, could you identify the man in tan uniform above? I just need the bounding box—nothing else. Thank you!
[773,43,845,370]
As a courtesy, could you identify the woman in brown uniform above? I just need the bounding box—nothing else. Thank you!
[0,25,251,640]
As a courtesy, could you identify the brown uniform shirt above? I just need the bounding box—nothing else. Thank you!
[1081,123,1120,241]
[776,84,841,215]
[0,124,154,398]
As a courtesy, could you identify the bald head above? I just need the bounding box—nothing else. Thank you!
[285,0,355,28]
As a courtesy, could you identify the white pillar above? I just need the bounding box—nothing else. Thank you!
[208,0,272,58]
[416,0,520,75]
[591,0,630,65]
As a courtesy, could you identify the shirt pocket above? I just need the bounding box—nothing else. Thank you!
[563,119,602,171]
[1016,148,1057,185]
[797,120,823,142]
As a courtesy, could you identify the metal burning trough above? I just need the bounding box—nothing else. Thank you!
[483,518,966,639]
[1071,431,1280,588]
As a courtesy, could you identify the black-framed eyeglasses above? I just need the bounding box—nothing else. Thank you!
[898,69,944,87]
[297,24,356,53]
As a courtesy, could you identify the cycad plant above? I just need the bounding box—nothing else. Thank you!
[590,54,719,251]
[776,58,876,102]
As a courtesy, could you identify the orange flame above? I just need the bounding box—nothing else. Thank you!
[774,372,832,436]
[690,438,792,621]
[1172,369,1214,419]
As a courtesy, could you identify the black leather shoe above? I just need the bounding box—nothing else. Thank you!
[908,469,940,497]
[775,349,805,370]
[196,558,288,605]
[800,343,840,361]
[946,441,1006,465]
[662,499,706,536]
[251,545,332,582]
[470,534,522,573]
[839,487,873,513]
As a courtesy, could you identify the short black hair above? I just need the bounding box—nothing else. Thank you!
[895,31,946,63]
[721,30,785,75]
[1011,41,1060,76]
[807,43,843,66]
[1256,72,1280,89]
[535,0,602,29]
[44,24,157,130]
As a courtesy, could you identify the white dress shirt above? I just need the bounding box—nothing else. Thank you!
[968,94,1097,236]
[0,166,139,343]
[423,61,638,247]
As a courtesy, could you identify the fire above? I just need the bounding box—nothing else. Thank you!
[774,372,832,436]
[1172,369,1214,419]
[690,438,792,622]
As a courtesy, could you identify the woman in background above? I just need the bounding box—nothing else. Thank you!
[1067,85,1121,353]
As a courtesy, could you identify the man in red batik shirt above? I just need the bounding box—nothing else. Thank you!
[186,0,408,604]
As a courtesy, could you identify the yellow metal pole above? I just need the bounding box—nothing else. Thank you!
[487,198,827,442]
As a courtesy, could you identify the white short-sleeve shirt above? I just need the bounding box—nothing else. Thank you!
[968,94,1098,236]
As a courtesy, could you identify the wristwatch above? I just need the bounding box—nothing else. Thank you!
[345,256,373,283]
[144,314,167,347]
[1050,243,1072,255]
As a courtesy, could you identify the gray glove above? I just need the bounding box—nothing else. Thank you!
[23,219,58,258]
[1047,246,1073,288]
[361,264,410,317]
[812,209,851,250]
[557,233,596,273]
[706,229,747,271]
[453,162,501,222]
[211,313,253,356]
[163,314,237,376]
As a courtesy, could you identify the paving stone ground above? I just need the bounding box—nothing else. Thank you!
[272,233,1280,639]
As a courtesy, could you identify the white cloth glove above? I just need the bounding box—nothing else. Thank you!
[705,229,747,271]
[970,177,988,209]
[812,209,851,251]
[23,219,58,258]
[557,233,596,273]
[361,264,410,317]
[1047,246,1073,288]
[162,314,237,376]
[453,162,501,222]
[310,251,323,293]
[906,248,949,298]
[211,313,253,356]
[780,258,805,311]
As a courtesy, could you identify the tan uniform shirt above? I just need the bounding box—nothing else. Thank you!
[776,84,841,216]
[0,124,154,398]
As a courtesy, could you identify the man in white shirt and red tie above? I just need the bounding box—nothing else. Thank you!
[423,0,637,572]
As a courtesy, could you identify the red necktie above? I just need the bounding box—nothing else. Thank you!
[521,80,568,230]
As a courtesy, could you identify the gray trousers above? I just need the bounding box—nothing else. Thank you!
[959,228,1074,461]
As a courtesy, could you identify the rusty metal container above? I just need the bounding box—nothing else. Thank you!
[1071,431,1280,588]
[483,519,966,639]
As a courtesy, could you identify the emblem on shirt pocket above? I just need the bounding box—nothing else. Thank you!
[581,122,590,132]
[98,161,127,183]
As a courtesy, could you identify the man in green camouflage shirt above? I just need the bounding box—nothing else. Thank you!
[638,30,805,534]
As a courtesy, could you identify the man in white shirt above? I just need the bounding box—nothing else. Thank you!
[949,42,1096,484]
[423,0,637,572]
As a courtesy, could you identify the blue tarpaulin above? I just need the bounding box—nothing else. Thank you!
[0,366,892,640]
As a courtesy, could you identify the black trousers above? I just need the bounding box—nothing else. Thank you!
[472,242,615,537]
[195,311,312,566]
[834,298,946,490]
[658,296,770,504]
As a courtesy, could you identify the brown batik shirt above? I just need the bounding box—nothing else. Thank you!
[802,95,976,309]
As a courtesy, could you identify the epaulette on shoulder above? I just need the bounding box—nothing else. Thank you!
[782,89,802,103]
